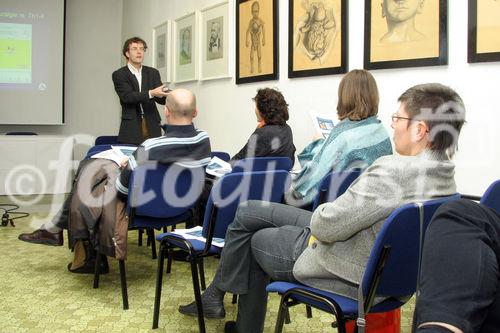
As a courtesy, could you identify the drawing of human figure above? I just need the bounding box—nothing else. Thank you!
[179,27,192,65]
[380,0,425,43]
[209,21,221,53]
[246,1,265,73]
[295,1,337,64]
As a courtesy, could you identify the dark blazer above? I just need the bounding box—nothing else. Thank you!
[112,65,166,145]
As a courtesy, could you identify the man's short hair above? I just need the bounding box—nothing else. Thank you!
[166,90,196,118]
[122,37,147,58]
[337,69,379,121]
[399,83,466,157]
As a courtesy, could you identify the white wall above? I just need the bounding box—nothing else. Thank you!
[120,0,499,196]
[0,0,124,157]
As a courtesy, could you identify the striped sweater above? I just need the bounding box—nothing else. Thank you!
[291,116,392,204]
[116,124,211,197]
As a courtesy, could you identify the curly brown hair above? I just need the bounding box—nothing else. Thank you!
[252,88,289,125]
[122,37,147,59]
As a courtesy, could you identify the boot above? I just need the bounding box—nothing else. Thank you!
[178,283,226,318]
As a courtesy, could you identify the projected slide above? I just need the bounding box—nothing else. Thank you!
[0,23,32,84]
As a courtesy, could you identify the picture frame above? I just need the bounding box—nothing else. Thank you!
[288,0,348,78]
[236,0,278,84]
[468,0,500,63]
[153,21,171,82]
[364,0,448,70]
[174,12,198,83]
[200,1,231,80]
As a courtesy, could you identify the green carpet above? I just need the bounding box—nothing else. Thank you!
[0,195,414,332]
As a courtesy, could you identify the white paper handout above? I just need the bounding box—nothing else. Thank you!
[309,110,336,139]
[205,156,232,177]
[91,145,137,165]
[171,226,225,248]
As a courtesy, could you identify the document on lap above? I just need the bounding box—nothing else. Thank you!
[91,145,137,165]
[171,226,225,248]
[205,156,232,177]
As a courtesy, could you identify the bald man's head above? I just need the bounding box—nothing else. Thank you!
[165,88,197,120]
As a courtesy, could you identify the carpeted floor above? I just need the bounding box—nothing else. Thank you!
[0,195,414,332]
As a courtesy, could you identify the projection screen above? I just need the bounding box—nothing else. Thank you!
[0,0,65,124]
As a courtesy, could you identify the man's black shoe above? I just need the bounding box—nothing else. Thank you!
[67,255,109,274]
[224,321,238,333]
[178,299,225,319]
[18,229,63,246]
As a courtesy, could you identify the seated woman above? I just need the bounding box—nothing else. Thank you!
[286,69,393,207]
[231,87,295,162]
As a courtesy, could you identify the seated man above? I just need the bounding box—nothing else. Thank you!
[413,199,500,333]
[18,89,211,271]
[178,83,466,333]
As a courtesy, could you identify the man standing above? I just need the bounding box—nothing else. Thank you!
[112,36,169,145]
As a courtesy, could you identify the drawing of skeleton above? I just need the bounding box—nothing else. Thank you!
[295,1,337,64]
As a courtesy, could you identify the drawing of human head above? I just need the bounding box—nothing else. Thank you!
[380,0,425,43]
[251,1,260,19]
[382,0,424,22]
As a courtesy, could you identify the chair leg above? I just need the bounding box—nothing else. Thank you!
[148,228,157,259]
[93,250,101,289]
[284,307,291,324]
[166,249,173,274]
[152,244,167,329]
[198,259,206,290]
[189,254,206,333]
[231,294,237,304]
[119,260,129,310]
[274,296,288,333]
[138,228,143,246]
[306,305,312,318]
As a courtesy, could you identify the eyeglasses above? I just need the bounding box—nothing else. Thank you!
[391,113,412,123]
[129,47,146,52]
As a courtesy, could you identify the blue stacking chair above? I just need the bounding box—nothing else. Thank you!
[210,151,231,162]
[152,170,291,332]
[480,180,500,213]
[266,195,459,333]
[85,144,113,158]
[231,156,293,173]
[93,162,205,310]
[95,135,119,145]
[312,169,362,210]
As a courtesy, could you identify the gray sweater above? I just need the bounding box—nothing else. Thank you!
[293,151,456,299]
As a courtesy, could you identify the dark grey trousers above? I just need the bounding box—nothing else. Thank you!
[214,200,312,333]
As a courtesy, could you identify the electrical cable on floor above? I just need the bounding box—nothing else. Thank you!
[0,204,30,227]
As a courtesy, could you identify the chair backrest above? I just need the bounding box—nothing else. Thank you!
[211,151,231,162]
[95,135,119,145]
[361,195,460,301]
[480,180,500,214]
[128,163,205,219]
[86,144,112,158]
[5,132,37,135]
[312,169,362,210]
[201,170,290,240]
[231,156,293,173]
